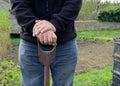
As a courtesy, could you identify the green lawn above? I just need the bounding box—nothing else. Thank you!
[10,38,20,45]
[77,29,120,41]
[74,66,113,86]
[10,29,120,44]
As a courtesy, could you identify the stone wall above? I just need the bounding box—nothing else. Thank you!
[0,0,10,11]
[75,20,120,32]
[9,15,21,34]
[10,20,120,34]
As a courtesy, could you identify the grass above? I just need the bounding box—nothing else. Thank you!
[77,29,120,41]
[50,66,113,86]
[10,38,20,45]
[74,66,113,86]
[10,29,120,44]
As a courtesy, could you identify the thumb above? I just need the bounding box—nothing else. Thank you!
[35,20,40,23]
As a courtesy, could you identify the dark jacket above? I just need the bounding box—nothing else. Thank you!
[11,0,82,45]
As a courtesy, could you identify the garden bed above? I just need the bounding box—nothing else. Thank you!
[8,39,113,74]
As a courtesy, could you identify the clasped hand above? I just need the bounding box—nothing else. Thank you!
[33,20,57,46]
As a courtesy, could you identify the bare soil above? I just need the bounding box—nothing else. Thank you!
[8,40,114,74]
[76,40,113,74]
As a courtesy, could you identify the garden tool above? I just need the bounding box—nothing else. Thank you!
[37,38,56,86]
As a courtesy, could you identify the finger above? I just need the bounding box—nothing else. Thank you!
[34,26,42,36]
[48,35,53,45]
[32,26,36,37]
[35,20,41,23]
[43,34,48,45]
[40,20,52,33]
[52,34,57,46]
[42,20,56,32]
[33,22,44,36]
[41,27,50,33]
[34,21,47,34]
[33,21,42,33]
[33,24,38,36]
[39,33,44,44]
[33,20,41,32]
[38,22,50,33]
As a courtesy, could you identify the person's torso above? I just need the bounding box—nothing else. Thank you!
[20,0,77,45]
[32,0,65,20]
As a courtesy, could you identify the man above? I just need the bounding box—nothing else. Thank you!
[11,0,82,86]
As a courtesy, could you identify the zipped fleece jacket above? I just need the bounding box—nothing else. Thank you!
[11,0,82,45]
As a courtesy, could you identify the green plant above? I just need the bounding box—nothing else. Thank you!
[77,29,120,41]
[77,0,98,20]
[74,66,113,86]
[0,59,21,86]
[0,59,113,86]
[0,11,11,58]
[77,0,120,21]
[98,5,120,22]
[10,38,20,45]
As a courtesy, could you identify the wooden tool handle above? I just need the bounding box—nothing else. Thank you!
[37,38,56,86]
[44,66,50,86]
[37,38,56,55]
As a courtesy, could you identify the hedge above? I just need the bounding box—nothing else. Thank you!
[97,5,120,22]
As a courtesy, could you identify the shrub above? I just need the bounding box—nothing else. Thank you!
[97,5,120,22]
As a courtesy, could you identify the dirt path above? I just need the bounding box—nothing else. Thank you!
[8,40,114,74]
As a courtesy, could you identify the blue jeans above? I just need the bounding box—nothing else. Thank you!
[18,39,78,86]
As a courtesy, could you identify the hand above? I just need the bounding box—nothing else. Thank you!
[36,30,57,46]
[33,20,56,37]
